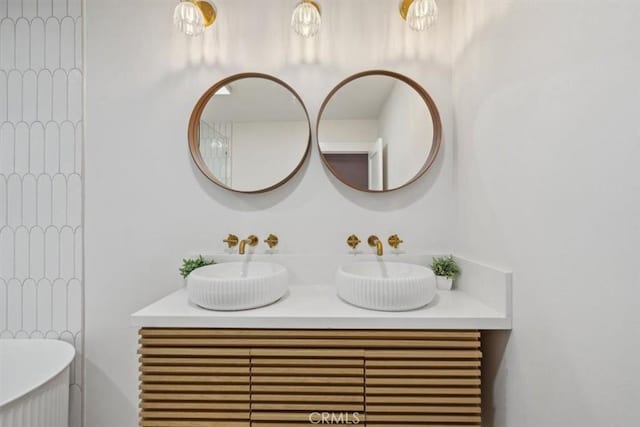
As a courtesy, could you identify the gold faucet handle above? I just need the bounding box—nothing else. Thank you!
[367,235,380,246]
[388,234,404,249]
[223,234,239,248]
[347,235,361,249]
[264,234,279,249]
[246,235,259,247]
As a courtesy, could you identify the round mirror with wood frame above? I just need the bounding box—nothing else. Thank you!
[317,70,442,193]
[188,73,311,193]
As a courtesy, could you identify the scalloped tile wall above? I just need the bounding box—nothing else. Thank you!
[0,0,83,426]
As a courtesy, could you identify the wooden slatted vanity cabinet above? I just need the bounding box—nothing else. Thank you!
[138,328,483,426]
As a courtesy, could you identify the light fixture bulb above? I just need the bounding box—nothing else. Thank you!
[406,0,438,31]
[174,1,216,37]
[174,0,205,36]
[291,1,321,38]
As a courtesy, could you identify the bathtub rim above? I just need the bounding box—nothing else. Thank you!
[0,339,76,408]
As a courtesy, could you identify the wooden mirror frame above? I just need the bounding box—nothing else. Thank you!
[316,70,442,193]
[188,73,312,194]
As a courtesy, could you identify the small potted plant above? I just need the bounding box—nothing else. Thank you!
[430,255,461,291]
[179,255,214,285]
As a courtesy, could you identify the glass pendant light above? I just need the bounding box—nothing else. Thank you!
[174,0,217,37]
[291,0,322,38]
[400,0,438,31]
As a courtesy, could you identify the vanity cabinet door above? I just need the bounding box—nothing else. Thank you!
[364,331,482,426]
[138,329,251,427]
[250,347,364,426]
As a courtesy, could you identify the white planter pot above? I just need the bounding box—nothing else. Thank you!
[436,275,453,291]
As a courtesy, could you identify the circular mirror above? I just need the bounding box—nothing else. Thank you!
[317,70,442,192]
[189,73,311,193]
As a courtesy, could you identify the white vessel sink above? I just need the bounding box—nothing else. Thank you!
[336,261,436,311]
[187,262,288,311]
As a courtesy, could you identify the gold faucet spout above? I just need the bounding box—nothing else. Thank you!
[368,235,384,256]
[239,235,258,255]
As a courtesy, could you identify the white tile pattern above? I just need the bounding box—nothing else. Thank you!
[0,0,83,426]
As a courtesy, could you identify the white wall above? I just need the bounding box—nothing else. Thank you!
[319,119,379,146]
[379,81,434,188]
[0,1,83,426]
[231,120,308,191]
[85,1,453,426]
[452,1,640,426]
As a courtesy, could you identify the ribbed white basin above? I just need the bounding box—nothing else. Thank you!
[187,262,288,311]
[337,261,436,311]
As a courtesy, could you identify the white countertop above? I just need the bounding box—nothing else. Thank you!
[131,285,510,330]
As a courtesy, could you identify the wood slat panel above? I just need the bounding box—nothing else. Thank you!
[252,348,364,357]
[366,359,481,368]
[367,395,481,405]
[140,402,249,411]
[252,357,362,367]
[366,414,481,423]
[141,337,479,348]
[138,347,249,356]
[140,328,479,340]
[251,394,363,403]
[367,368,481,377]
[251,385,363,394]
[139,375,249,384]
[141,365,249,374]
[252,403,364,411]
[251,375,363,385]
[367,350,482,359]
[139,356,248,366]
[365,386,480,396]
[367,377,481,386]
[367,405,482,414]
[140,393,249,402]
[140,384,249,393]
[252,366,362,376]
[251,412,366,422]
[141,410,247,419]
[141,422,248,427]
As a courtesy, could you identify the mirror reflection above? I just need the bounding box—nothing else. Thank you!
[191,75,310,193]
[317,72,441,192]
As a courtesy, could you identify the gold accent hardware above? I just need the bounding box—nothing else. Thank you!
[399,0,415,20]
[368,235,384,256]
[347,235,361,249]
[223,234,238,248]
[304,0,321,14]
[239,235,259,255]
[264,234,279,249]
[388,234,404,249]
[196,1,217,27]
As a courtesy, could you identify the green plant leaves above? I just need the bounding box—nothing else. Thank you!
[430,255,460,279]
[179,255,214,278]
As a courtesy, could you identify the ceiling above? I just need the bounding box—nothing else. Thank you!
[201,78,308,123]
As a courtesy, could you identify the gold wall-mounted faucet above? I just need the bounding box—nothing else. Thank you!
[388,234,404,249]
[239,235,259,255]
[347,235,361,249]
[264,234,279,249]
[368,235,383,256]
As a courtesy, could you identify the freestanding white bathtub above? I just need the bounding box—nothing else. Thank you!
[0,339,75,427]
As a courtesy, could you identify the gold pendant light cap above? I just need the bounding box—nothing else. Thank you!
[305,0,321,14]
[399,0,415,20]
[196,0,217,27]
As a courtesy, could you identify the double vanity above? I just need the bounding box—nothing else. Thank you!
[131,69,511,426]
[132,252,511,426]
